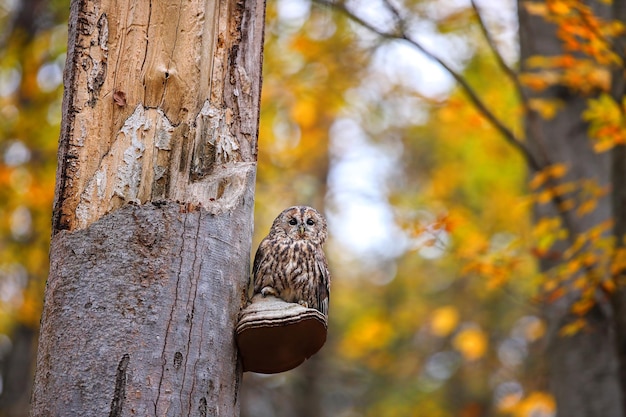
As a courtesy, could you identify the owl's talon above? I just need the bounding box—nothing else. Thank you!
[298,300,309,308]
[261,287,278,297]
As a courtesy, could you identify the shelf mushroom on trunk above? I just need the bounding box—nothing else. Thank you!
[236,294,327,374]
[236,205,331,374]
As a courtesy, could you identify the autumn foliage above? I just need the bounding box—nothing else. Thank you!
[2,0,626,416]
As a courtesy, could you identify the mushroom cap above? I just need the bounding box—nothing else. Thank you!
[236,295,327,374]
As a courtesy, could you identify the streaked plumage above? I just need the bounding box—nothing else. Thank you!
[252,206,330,315]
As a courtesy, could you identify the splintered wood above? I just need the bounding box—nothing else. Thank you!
[54,0,261,232]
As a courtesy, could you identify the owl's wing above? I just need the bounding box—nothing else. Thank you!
[315,251,331,316]
[252,238,271,292]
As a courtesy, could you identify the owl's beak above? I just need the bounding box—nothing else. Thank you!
[298,224,306,236]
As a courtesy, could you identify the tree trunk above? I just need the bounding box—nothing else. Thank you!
[612,139,626,414]
[30,0,265,415]
[0,324,36,417]
[518,1,623,416]
[609,1,626,413]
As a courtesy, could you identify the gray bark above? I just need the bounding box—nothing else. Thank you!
[0,324,36,417]
[610,1,626,413]
[32,201,253,416]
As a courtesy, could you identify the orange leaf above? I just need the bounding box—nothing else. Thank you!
[547,287,566,303]
[548,0,572,15]
[547,163,569,178]
[430,306,460,337]
[453,327,488,361]
[571,298,594,316]
[530,171,549,190]
[576,199,598,216]
[601,279,616,295]
[537,189,554,204]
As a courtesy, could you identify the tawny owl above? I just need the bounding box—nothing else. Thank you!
[252,206,331,316]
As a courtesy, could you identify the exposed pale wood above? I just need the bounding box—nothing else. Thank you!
[32,0,266,415]
[52,0,263,233]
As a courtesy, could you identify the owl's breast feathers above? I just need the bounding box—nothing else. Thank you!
[252,235,330,315]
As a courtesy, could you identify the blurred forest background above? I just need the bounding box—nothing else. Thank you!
[1,0,624,416]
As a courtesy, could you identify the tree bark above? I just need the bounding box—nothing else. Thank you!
[612,139,626,414]
[518,1,623,416]
[30,0,265,415]
[609,1,626,413]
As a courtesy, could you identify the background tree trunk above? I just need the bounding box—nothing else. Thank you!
[519,1,623,416]
[0,324,36,417]
[609,1,626,412]
[0,1,60,414]
[30,0,265,415]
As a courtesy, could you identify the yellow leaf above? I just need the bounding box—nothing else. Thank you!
[606,20,625,36]
[547,163,568,178]
[601,279,616,294]
[582,252,599,266]
[563,233,587,259]
[529,171,549,190]
[533,217,567,251]
[536,189,554,204]
[548,0,572,15]
[515,392,556,417]
[611,248,626,275]
[573,277,587,290]
[525,55,551,68]
[529,164,569,189]
[519,71,560,91]
[542,278,558,293]
[430,306,459,337]
[563,258,582,274]
[577,199,598,217]
[341,316,394,360]
[290,99,317,128]
[588,67,611,91]
[559,318,586,336]
[528,98,563,119]
[558,198,575,211]
[453,326,488,361]
[593,138,617,152]
[571,298,594,316]
[551,181,576,196]
[523,2,548,16]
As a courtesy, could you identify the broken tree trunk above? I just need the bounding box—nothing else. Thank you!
[30,0,266,415]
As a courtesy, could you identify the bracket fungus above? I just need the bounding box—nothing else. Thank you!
[236,294,327,374]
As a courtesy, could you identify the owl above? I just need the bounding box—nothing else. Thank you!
[252,206,331,316]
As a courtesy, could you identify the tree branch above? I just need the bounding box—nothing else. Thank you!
[380,0,404,31]
[313,0,541,171]
[470,0,531,112]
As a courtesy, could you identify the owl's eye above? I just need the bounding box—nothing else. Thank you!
[289,218,297,226]
[306,218,315,226]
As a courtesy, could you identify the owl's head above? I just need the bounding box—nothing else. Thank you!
[270,206,328,245]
